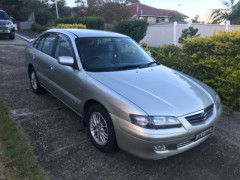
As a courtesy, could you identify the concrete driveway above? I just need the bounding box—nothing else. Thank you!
[0,39,239,180]
[0,35,27,45]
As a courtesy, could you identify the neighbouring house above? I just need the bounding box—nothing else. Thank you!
[129,2,189,24]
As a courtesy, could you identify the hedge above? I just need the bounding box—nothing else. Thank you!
[55,16,105,30]
[56,24,86,29]
[55,17,75,25]
[147,30,240,111]
[113,19,148,43]
[77,16,104,30]
[31,23,47,33]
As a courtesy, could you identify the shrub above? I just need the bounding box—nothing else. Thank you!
[150,44,182,70]
[31,23,47,33]
[178,27,200,43]
[55,17,75,25]
[77,16,105,30]
[113,19,148,43]
[180,32,240,111]
[149,31,240,111]
[56,24,86,29]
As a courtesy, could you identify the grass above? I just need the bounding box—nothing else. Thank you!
[0,101,47,180]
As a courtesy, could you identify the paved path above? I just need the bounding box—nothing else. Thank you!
[0,36,27,46]
[0,44,239,180]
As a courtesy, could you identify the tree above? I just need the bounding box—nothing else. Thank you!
[125,0,140,4]
[100,2,133,23]
[210,0,238,24]
[178,27,199,43]
[192,15,200,23]
[75,0,86,6]
[168,12,184,22]
[50,0,71,18]
[73,0,135,23]
[86,0,103,16]
[228,1,240,24]
[0,0,30,21]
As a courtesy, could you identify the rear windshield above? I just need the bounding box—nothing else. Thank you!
[0,11,8,20]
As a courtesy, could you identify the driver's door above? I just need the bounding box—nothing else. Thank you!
[48,34,84,112]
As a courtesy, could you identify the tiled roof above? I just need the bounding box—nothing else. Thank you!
[129,3,188,18]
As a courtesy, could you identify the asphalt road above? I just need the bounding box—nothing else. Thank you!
[0,37,240,180]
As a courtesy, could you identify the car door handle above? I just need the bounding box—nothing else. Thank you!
[50,65,55,71]
[32,55,36,60]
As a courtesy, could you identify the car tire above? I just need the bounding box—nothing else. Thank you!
[29,68,45,94]
[87,104,117,153]
[9,31,15,39]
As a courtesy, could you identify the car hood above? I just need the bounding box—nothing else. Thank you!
[87,65,214,117]
[0,19,10,26]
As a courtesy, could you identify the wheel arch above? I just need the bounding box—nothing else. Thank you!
[28,63,34,76]
[83,99,109,126]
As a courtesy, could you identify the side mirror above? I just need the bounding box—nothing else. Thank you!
[146,51,151,56]
[29,38,35,43]
[58,56,74,66]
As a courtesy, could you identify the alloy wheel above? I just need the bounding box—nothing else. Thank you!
[90,112,109,145]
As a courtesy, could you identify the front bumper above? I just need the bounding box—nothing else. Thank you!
[0,27,15,35]
[111,105,222,160]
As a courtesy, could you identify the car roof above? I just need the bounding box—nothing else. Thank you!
[47,28,128,38]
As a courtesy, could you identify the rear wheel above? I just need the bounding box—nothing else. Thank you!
[29,68,45,94]
[87,104,117,152]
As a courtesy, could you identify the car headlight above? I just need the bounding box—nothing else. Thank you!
[6,22,13,28]
[130,115,182,129]
[215,94,221,110]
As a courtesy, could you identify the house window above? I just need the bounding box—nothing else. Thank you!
[156,17,165,23]
[139,16,147,21]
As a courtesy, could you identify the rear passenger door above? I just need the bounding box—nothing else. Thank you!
[33,33,58,92]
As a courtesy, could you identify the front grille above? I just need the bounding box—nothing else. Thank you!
[185,104,214,125]
[177,140,193,148]
[0,27,8,30]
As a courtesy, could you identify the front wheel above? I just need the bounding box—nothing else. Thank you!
[29,68,45,94]
[87,104,117,152]
[9,31,15,39]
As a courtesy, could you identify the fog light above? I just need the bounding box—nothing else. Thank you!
[154,145,166,151]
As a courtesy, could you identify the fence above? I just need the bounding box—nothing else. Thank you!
[16,12,35,30]
[141,21,240,47]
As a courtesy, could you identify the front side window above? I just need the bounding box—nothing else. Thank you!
[41,34,57,56]
[76,37,155,72]
[55,34,73,58]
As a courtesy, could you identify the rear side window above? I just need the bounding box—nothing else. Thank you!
[41,34,57,56]
[34,36,45,50]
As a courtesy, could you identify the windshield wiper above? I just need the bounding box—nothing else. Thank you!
[87,62,160,72]
[104,64,142,71]
[140,61,160,68]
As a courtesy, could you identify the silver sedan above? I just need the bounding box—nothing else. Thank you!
[25,29,222,160]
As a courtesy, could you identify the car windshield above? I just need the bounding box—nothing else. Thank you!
[76,37,157,72]
[0,11,8,20]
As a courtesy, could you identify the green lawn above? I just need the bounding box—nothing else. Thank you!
[0,101,46,180]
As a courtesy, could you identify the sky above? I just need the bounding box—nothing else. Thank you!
[65,0,226,21]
